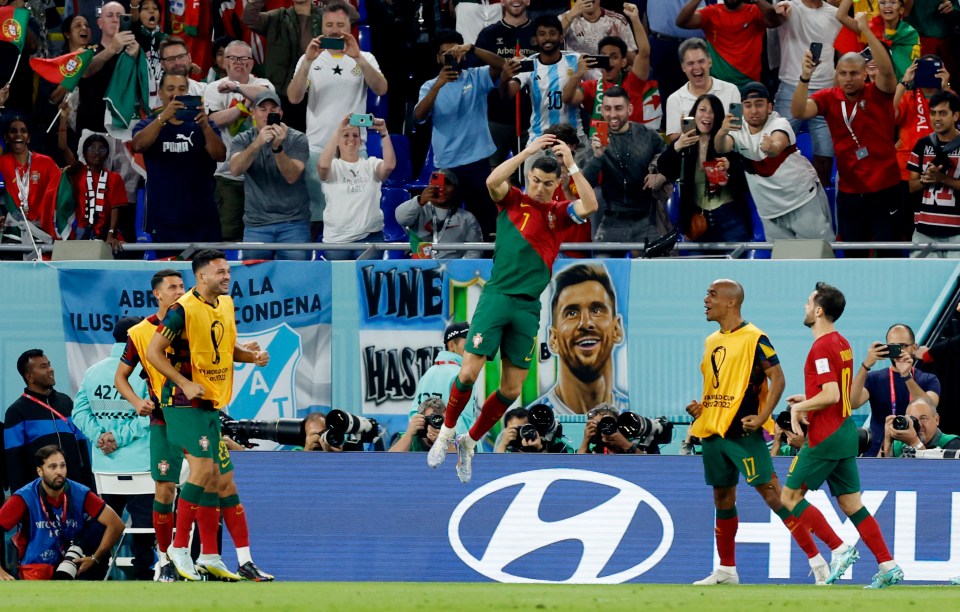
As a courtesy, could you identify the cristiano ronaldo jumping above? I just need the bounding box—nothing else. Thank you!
[428,133,598,483]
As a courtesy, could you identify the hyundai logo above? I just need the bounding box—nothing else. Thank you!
[448,468,674,583]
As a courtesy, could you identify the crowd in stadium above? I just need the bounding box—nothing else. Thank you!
[4,0,960,585]
[1,0,959,258]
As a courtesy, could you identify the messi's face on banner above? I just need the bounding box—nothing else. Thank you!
[549,278,624,382]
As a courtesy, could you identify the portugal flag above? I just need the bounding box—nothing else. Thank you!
[30,48,95,92]
[0,6,28,51]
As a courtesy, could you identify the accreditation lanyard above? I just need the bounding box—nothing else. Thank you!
[38,486,69,554]
[888,368,915,415]
[22,393,71,423]
[840,100,864,149]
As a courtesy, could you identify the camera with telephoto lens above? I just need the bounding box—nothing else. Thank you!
[617,412,673,448]
[53,543,85,580]
[892,414,920,434]
[420,413,444,432]
[320,409,383,450]
[220,413,306,447]
[776,410,807,435]
[528,404,563,442]
[597,415,619,438]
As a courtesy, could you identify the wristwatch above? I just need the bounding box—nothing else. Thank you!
[272,144,283,154]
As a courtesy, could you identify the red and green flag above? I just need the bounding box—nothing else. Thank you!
[30,48,95,92]
[0,6,28,51]
[405,227,433,259]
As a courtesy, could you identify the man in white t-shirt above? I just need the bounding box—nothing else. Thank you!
[715,82,834,241]
[772,0,841,187]
[156,37,207,105]
[205,41,273,242]
[500,15,586,144]
[286,0,388,239]
[664,37,741,141]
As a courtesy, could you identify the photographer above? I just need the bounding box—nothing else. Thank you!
[0,446,123,581]
[302,412,340,452]
[389,398,453,453]
[850,324,941,456]
[494,407,574,454]
[394,169,484,259]
[770,412,805,458]
[881,398,960,457]
[578,404,660,454]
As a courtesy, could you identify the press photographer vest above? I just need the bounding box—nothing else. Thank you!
[691,323,769,439]
[14,478,91,580]
[178,290,237,410]
[127,316,166,401]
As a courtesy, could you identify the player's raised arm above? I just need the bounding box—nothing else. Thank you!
[486,135,558,202]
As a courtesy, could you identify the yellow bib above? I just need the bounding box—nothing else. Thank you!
[690,323,769,438]
[178,290,237,410]
[127,318,166,401]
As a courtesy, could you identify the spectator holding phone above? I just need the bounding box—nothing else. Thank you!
[132,72,225,249]
[906,90,960,252]
[849,323,941,456]
[560,0,637,81]
[771,0,843,188]
[576,4,662,131]
[657,94,751,243]
[415,29,505,241]
[895,56,953,182]
[318,114,395,260]
[715,82,834,241]
[394,169,484,259]
[664,38,741,141]
[791,12,907,256]
[228,92,311,261]
[287,1,387,241]
[582,86,667,249]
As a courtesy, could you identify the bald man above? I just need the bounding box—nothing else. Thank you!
[686,279,830,585]
[790,10,907,256]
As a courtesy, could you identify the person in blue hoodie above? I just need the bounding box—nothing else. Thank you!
[71,316,153,580]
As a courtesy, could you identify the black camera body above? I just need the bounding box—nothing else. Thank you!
[528,404,562,442]
[593,412,673,450]
[892,414,920,434]
[420,413,444,433]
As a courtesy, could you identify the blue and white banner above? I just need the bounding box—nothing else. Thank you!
[230,454,960,584]
[57,262,333,446]
[356,259,632,423]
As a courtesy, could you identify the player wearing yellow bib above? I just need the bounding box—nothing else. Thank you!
[686,279,829,585]
[146,250,273,582]
[114,269,186,582]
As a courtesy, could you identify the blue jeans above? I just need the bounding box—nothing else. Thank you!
[243,221,312,260]
[774,81,834,158]
[322,231,385,260]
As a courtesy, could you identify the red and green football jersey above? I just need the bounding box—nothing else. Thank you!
[804,330,854,448]
[485,187,583,299]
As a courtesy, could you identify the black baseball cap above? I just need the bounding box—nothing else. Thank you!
[740,81,772,102]
[444,322,470,344]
